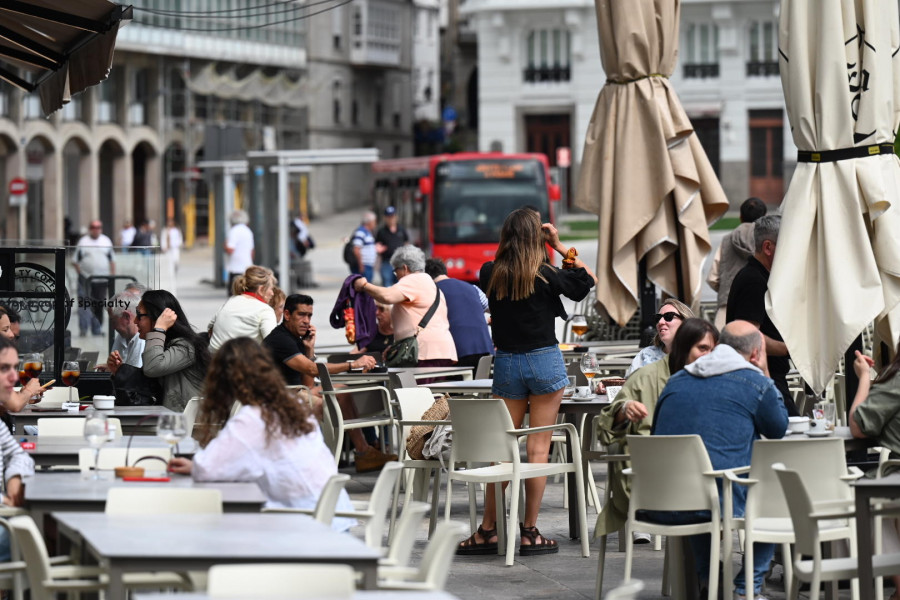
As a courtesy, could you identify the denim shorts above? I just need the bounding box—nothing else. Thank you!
[492,346,569,400]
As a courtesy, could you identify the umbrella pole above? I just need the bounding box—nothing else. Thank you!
[639,258,656,347]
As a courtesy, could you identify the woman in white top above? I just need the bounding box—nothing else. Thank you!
[208,265,278,351]
[168,337,355,532]
[624,299,695,377]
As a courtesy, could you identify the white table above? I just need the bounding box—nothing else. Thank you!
[134,592,460,600]
[19,435,199,468]
[853,473,900,600]
[55,512,381,597]
[10,405,176,432]
[332,365,473,386]
[25,472,265,533]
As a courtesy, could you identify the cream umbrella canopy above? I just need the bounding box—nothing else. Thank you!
[575,0,728,327]
[769,0,900,394]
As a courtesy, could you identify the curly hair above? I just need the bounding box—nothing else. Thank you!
[197,337,314,446]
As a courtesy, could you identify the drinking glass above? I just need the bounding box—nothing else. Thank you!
[83,410,109,480]
[23,353,42,383]
[62,361,80,403]
[564,375,576,397]
[570,315,588,341]
[580,352,600,394]
[17,357,30,387]
[157,414,187,460]
[823,402,837,429]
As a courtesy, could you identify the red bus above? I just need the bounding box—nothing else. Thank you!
[371,153,560,282]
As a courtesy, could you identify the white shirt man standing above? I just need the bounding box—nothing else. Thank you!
[225,209,254,295]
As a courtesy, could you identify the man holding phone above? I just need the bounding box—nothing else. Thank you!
[263,294,395,472]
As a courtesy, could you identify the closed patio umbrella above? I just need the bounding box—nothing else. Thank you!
[769,0,900,394]
[575,0,728,327]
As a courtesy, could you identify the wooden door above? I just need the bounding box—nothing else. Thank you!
[748,110,784,203]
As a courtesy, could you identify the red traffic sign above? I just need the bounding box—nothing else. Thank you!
[8,177,27,195]
[556,147,571,168]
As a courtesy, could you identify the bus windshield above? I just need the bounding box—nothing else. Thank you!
[432,159,550,244]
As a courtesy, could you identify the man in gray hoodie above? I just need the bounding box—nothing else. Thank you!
[706,198,767,328]
[651,320,788,600]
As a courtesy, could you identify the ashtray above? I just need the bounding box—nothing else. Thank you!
[114,466,145,478]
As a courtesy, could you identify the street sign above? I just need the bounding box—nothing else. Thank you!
[8,177,27,195]
[556,147,571,168]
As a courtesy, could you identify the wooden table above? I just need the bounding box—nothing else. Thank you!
[134,592,460,600]
[19,435,198,468]
[332,365,473,386]
[10,405,176,433]
[853,473,900,600]
[25,472,265,533]
[426,378,611,538]
[55,512,381,597]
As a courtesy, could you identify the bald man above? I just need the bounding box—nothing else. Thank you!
[650,320,788,600]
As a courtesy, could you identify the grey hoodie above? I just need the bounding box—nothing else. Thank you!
[684,343,762,378]
[716,222,756,307]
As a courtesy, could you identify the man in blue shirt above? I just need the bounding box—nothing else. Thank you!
[351,211,377,280]
[651,320,789,600]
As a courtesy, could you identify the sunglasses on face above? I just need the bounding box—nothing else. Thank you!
[653,312,683,323]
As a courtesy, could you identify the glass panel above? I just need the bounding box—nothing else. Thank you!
[685,24,696,63]
[749,22,760,61]
[527,31,535,67]
[553,30,561,66]
[763,22,775,61]
[700,25,710,63]
[540,30,548,67]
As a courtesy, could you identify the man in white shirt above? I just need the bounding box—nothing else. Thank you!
[101,289,145,372]
[73,220,115,336]
[225,209,254,295]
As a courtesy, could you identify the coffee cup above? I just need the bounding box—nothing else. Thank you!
[809,417,829,433]
[576,386,590,397]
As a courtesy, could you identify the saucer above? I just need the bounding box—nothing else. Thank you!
[806,429,834,438]
[568,394,596,402]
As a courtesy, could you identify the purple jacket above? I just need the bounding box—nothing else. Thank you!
[330,274,377,350]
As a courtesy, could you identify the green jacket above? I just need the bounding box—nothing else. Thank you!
[142,331,205,412]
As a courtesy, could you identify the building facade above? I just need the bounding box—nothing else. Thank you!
[459,0,795,210]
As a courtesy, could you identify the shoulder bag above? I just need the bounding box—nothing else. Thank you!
[383,287,441,367]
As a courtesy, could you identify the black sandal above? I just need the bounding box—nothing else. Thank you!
[456,524,498,556]
[519,524,558,556]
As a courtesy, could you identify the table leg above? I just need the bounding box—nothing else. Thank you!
[358,563,378,590]
[107,564,126,598]
[857,489,876,600]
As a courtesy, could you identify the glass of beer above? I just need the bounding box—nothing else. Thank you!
[18,357,30,387]
[570,315,588,341]
[62,360,80,403]
[580,352,600,394]
[24,353,42,382]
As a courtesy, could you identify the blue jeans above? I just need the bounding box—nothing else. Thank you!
[363,264,374,281]
[640,487,773,595]
[492,346,568,400]
[379,261,396,287]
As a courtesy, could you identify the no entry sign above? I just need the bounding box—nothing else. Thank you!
[8,178,27,195]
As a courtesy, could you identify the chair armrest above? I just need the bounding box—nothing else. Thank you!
[598,453,630,463]
[0,506,26,518]
[262,507,313,515]
[723,470,757,486]
[335,509,375,520]
[843,466,865,480]
[508,422,577,437]
[704,465,748,479]
[49,564,106,578]
[878,460,900,479]
[809,507,855,521]
[813,498,854,512]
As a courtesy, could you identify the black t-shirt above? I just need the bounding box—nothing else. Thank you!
[375,225,408,259]
[479,262,593,353]
[263,323,306,385]
[726,256,790,381]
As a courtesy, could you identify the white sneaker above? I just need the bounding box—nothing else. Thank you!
[734,593,769,600]
[632,531,652,544]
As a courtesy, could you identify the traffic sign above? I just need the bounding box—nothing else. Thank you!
[8,177,27,195]
[556,147,571,168]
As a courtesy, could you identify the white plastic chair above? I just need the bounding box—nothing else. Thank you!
[334,461,403,550]
[444,398,590,566]
[381,501,430,570]
[34,387,72,406]
[8,515,189,600]
[263,473,351,526]
[77,447,171,473]
[105,487,223,515]
[721,438,859,598]
[182,396,201,435]
[317,363,395,463]
[37,417,123,437]
[207,563,355,598]
[474,354,493,380]
[772,463,900,600]
[623,435,723,600]
[378,520,469,591]
[392,387,448,536]
[605,579,644,600]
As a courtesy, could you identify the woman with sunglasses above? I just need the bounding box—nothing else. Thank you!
[625,299,695,377]
[456,208,596,557]
[136,290,211,411]
[596,318,718,542]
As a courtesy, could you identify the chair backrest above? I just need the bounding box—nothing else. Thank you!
[317,362,336,393]
[772,463,821,557]
[394,387,440,457]
[447,398,518,464]
[38,417,123,437]
[415,521,469,589]
[78,447,171,472]
[8,516,53,600]
[745,438,849,521]
[474,355,493,380]
[183,396,201,435]
[327,351,381,365]
[363,461,404,548]
[385,501,430,567]
[38,386,73,406]
[605,580,645,600]
[626,435,719,514]
[207,563,355,598]
[313,473,351,526]
[105,487,223,514]
[229,400,242,418]
[390,370,418,389]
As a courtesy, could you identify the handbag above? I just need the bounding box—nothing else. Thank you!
[383,287,441,368]
[406,394,450,460]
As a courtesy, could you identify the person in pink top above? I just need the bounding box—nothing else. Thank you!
[352,245,457,366]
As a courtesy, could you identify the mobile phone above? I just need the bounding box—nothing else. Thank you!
[302,331,312,341]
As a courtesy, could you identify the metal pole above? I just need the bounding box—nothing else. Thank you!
[277,161,290,291]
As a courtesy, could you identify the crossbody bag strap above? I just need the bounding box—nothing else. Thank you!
[415,287,442,334]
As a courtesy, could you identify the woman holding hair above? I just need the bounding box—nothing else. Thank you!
[850,343,900,599]
[625,299,695,376]
[137,290,210,411]
[208,265,278,351]
[455,208,596,556]
[169,338,355,532]
[596,318,719,541]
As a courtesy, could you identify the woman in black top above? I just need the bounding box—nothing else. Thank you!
[458,208,596,556]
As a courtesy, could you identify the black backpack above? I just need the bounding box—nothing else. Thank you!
[343,239,359,272]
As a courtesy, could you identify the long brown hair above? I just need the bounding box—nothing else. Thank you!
[197,337,314,446]
[875,341,900,385]
[486,208,548,301]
